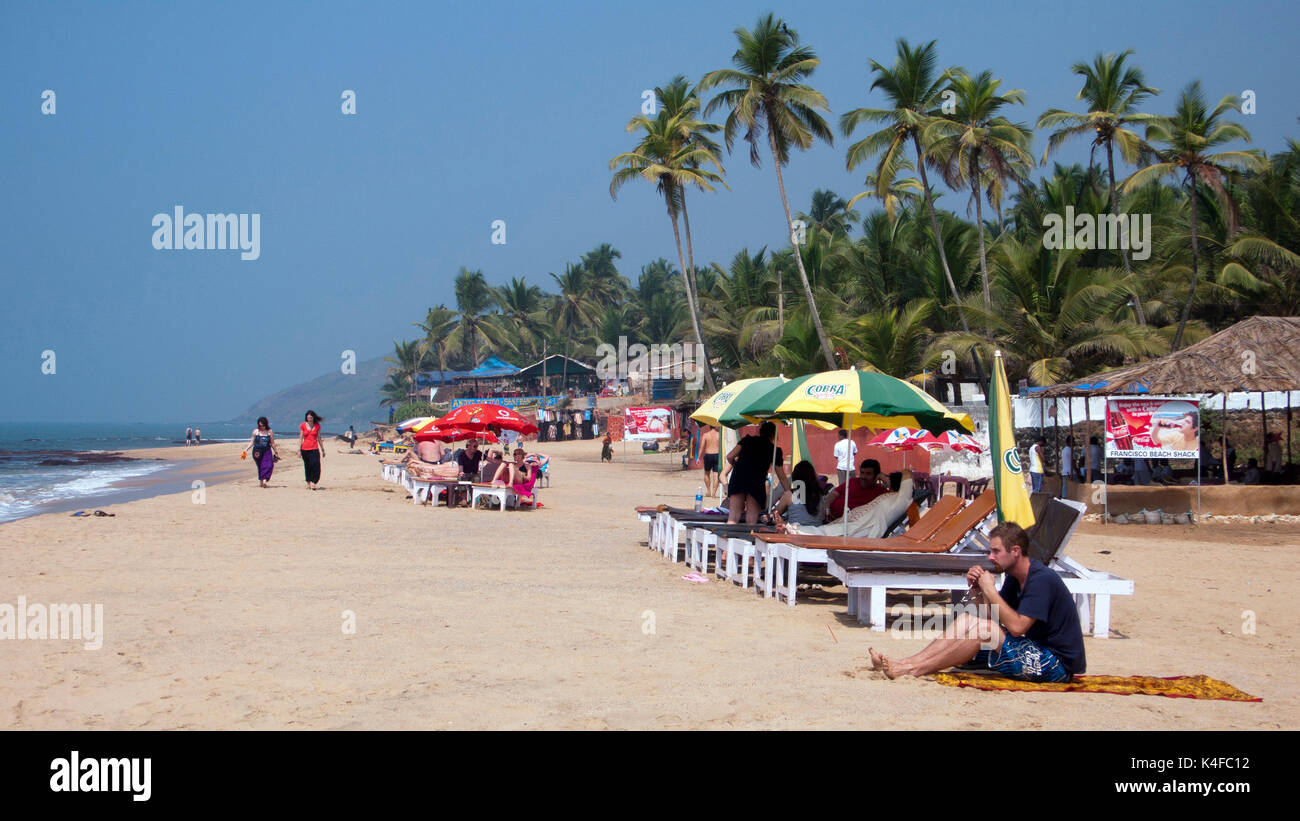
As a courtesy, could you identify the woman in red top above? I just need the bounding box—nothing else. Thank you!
[299,410,326,490]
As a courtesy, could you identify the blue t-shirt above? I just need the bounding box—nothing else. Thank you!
[999,559,1086,675]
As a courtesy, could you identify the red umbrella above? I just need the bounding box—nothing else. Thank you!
[413,425,499,444]
[914,430,983,453]
[434,403,539,436]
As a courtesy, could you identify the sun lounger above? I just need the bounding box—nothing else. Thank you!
[741,494,979,605]
[825,497,1133,636]
[757,491,992,555]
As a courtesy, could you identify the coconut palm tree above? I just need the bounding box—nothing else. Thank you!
[384,339,429,405]
[846,298,936,377]
[447,267,510,365]
[798,189,860,236]
[549,263,599,390]
[580,243,630,308]
[610,99,724,392]
[925,68,1034,312]
[842,39,985,337]
[846,163,924,224]
[1037,50,1160,323]
[492,277,547,360]
[701,13,837,369]
[1122,81,1267,348]
[931,236,1165,384]
[654,76,727,328]
[413,305,458,393]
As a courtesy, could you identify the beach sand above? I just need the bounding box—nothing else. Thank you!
[2,438,1295,729]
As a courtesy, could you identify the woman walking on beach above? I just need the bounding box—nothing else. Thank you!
[241,416,280,488]
[299,410,325,490]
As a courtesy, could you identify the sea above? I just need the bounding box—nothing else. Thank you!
[0,422,258,524]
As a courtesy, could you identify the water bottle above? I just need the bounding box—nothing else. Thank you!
[694,486,703,512]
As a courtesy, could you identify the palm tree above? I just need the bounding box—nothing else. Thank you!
[1038,50,1159,323]
[701,13,837,369]
[846,298,936,377]
[413,305,458,393]
[1122,81,1267,348]
[799,189,859,236]
[549,263,599,391]
[655,76,727,328]
[379,373,412,408]
[492,277,547,360]
[580,243,629,308]
[447,267,510,365]
[931,236,1165,385]
[383,339,429,405]
[925,68,1034,312]
[841,38,978,341]
[610,96,724,392]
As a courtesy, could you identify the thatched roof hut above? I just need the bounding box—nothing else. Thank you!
[1041,316,1300,397]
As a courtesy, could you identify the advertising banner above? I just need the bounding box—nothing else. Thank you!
[1105,398,1200,459]
[623,407,674,440]
[451,396,561,410]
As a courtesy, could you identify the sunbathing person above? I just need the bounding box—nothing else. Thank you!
[868,522,1085,682]
[480,450,505,484]
[779,470,913,538]
[822,459,888,521]
[772,460,824,528]
[491,447,539,505]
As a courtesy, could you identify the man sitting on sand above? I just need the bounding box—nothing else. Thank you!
[869,522,1085,683]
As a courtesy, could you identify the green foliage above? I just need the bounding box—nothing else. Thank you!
[392,402,438,423]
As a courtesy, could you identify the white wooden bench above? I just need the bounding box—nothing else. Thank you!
[824,552,1133,637]
[471,484,516,511]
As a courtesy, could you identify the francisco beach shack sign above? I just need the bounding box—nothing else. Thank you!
[1104,398,1201,460]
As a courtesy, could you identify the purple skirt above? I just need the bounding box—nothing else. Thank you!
[254,449,274,481]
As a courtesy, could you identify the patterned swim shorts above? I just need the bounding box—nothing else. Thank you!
[972,635,1071,683]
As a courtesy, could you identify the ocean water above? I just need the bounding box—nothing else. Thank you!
[0,422,255,524]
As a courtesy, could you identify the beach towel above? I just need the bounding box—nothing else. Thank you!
[934,672,1261,702]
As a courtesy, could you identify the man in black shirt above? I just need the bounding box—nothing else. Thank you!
[456,439,484,480]
[869,522,1085,682]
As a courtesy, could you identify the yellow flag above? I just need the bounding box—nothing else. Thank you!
[990,351,1035,528]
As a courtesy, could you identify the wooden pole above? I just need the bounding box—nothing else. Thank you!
[1222,392,1229,484]
[1052,398,1060,490]
[1260,391,1268,472]
[1083,396,1093,483]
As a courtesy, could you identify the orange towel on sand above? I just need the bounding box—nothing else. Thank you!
[934,673,1260,702]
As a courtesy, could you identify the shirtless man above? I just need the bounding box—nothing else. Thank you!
[699,424,721,498]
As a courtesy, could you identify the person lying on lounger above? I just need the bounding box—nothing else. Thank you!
[868,522,1086,683]
[776,470,912,538]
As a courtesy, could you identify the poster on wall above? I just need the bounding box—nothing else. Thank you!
[1105,398,1200,459]
[623,407,674,440]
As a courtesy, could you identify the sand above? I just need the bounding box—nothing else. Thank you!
[1,438,1295,730]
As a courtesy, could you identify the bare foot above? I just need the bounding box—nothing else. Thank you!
[868,647,888,670]
[882,659,913,680]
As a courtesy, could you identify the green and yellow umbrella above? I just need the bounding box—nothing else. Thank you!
[741,368,973,434]
[691,377,790,429]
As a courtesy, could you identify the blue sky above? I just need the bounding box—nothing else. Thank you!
[2,0,1296,422]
